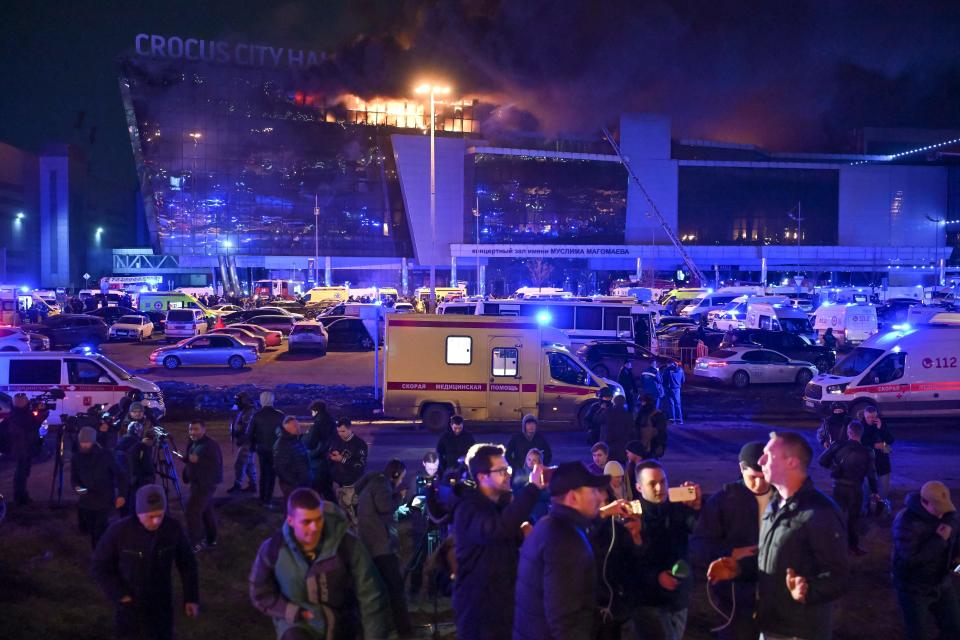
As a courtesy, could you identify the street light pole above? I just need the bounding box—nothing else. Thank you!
[314,194,320,287]
[475,194,481,296]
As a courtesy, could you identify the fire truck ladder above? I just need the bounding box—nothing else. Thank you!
[602,126,706,286]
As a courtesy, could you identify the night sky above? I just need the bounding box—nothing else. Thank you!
[2,0,959,189]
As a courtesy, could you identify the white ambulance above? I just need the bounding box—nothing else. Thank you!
[811,303,878,346]
[803,317,960,417]
[382,315,620,430]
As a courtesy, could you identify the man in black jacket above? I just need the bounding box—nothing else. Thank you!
[247,391,284,507]
[631,459,702,640]
[692,442,774,640]
[273,416,313,499]
[93,485,200,640]
[114,422,156,517]
[436,414,476,472]
[303,399,336,499]
[453,443,545,640]
[71,426,128,548]
[505,414,553,472]
[635,394,669,459]
[513,461,612,640]
[818,421,878,555]
[227,392,257,494]
[892,481,960,640]
[182,420,223,552]
[856,405,894,501]
[617,360,638,412]
[754,431,849,640]
[2,392,46,507]
[328,418,369,526]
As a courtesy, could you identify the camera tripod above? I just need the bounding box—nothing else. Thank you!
[153,432,185,512]
[49,420,75,507]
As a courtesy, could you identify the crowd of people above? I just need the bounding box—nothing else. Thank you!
[2,387,960,640]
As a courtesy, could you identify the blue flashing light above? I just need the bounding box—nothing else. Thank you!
[892,323,911,331]
[20,286,29,293]
[536,310,552,326]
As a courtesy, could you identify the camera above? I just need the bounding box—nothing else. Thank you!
[29,388,65,414]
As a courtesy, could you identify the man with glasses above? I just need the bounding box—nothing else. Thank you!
[453,443,546,640]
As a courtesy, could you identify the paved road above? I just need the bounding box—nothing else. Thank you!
[100,339,379,387]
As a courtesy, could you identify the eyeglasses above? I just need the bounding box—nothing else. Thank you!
[487,466,512,476]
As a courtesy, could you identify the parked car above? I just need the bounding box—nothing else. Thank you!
[0,326,32,352]
[324,317,375,351]
[211,326,267,352]
[253,305,305,320]
[575,339,675,379]
[210,304,242,313]
[223,308,284,324]
[656,315,699,329]
[718,328,836,372]
[231,323,283,347]
[87,306,142,325]
[693,346,817,388]
[287,321,329,354]
[27,332,50,351]
[164,308,209,341]
[149,334,258,370]
[393,302,415,313]
[141,310,167,333]
[22,314,109,348]
[246,314,298,335]
[108,315,155,342]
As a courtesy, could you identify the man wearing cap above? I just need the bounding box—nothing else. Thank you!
[1,392,47,506]
[513,461,621,640]
[71,426,128,548]
[892,480,960,639]
[631,459,702,640]
[93,485,200,640]
[453,443,546,640]
[691,442,775,640]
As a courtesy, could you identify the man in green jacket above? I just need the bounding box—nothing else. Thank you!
[250,487,391,640]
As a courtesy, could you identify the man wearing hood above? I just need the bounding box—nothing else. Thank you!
[1,392,47,507]
[505,415,552,473]
[249,488,391,640]
[303,400,337,500]
[227,392,258,494]
[435,414,475,472]
[356,459,413,637]
[892,481,960,639]
[72,426,128,548]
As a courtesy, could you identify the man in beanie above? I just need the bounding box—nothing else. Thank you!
[513,462,624,640]
[93,485,200,640]
[505,414,552,473]
[71,426,128,548]
[691,442,775,640]
[892,480,960,639]
[182,420,223,552]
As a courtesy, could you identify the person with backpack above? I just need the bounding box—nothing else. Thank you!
[819,421,878,555]
[227,392,257,494]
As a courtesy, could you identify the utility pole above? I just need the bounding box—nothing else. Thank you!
[314,194,320,287]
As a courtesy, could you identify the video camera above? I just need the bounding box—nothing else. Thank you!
[29,388,65,415]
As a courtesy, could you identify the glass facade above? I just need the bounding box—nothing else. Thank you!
[119,56,423,257]
[677,166,839,245]
[469,154,627,244]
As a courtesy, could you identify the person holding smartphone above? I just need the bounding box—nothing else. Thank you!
[891,480,960,639]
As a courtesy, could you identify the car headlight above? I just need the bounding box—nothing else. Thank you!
[826,383,848,395]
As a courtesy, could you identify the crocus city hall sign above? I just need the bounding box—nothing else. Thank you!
[133,33,326,69]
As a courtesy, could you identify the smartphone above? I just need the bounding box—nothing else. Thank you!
[541,465,558,485]
[627,500,643,515]
[668,486,697,503]
[954,564,960,575]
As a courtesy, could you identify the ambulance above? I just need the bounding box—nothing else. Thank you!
[811,303,878,346]
[304,286,349,305]
[382,315,620,431]
[803,315,960,417]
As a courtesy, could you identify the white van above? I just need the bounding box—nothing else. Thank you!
[164,308,208,340]
[679,292,742,321]
[304,286,349,305]
[744,302,815,337]
[812,303,878,346]
[382,315,620,430]
[803,320,960,417]
[0,352,163,424]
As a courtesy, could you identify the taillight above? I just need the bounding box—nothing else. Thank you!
[707,361,728,368]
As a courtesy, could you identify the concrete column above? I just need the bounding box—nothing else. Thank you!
[450,255,457,288]
[401,258,409,295]
[635,257,642,282]
[324,256,332,287]
[479,264,486,297]
[761,257,768,287]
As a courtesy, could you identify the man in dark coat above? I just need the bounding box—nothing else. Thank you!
[356,459,413,637]
[584,388,613,446]
[114,422,156,517]
[182,420,223,551]
[617,360,638,412]
[753,432,849,640]
[247,391,284,507]
[435,414,476,472]
[227,392,257,494]
[818,421,878,554]
[1,392,46,506]
[303,399,336,499]
[816,403,849,449]
[513,461,611,640]
[631,459,702,640]
[856,405,895,501]
[662,360,685,424]
[891,481,960,640]
[692,442,775,640]
[328,418,369,527]
[640,361,664,409]
[635,394,669,459]
[273,416,313,500]
[93,485,200,640]
[600,395,633,463]
[453,443,546,639]
[505,414,552,472]
[72,426,128,548]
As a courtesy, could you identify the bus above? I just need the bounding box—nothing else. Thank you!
[253,279,302,300]
[100,276,163,292]
[474,298,658,351]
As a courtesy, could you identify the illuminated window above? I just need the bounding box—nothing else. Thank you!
[492,347,518,376]
[446,336,472,365]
